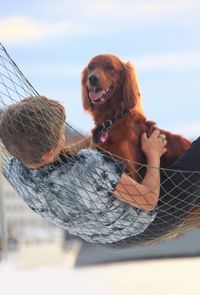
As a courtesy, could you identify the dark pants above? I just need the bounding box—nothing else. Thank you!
[112,137,200,247]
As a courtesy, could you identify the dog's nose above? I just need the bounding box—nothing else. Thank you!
[89,74,99,86]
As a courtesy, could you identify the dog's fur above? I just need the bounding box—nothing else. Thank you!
[81,54,191,177]
[81,54,200,234]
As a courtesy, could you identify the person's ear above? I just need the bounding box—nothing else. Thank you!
[41,149,54,162]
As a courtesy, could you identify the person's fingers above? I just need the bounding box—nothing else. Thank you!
[142,133,148,140]
[160,138,167,146]
[163,139,168,146]
[151,129,160,138]
[162,147,168,155]
[158,134,166,142]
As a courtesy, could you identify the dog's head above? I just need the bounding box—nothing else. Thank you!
[81,54,143,114]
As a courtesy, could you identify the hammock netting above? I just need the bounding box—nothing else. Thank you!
[1,43,200,248]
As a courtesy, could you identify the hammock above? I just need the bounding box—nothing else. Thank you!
[1,43,200,248]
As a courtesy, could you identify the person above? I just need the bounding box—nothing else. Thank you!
[0,96,199,246]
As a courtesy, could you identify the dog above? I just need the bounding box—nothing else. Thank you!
[81,54,191,176]
[81,53,200,237]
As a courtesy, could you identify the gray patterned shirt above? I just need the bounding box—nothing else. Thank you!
[3,149,157,244]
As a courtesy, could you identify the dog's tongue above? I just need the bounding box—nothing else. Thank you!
[89,90,104,101]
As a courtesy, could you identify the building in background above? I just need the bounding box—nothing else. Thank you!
[0,174,61,247]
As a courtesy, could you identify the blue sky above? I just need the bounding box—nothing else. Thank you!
[0,0,200,138]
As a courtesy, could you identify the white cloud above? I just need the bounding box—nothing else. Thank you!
[49,0,199,15]
[1,1,199,45]
[135,0,199,14]
[85,0,199,18]
[0,17,74,44]
[132,51,200,71]
[47,0,200,28]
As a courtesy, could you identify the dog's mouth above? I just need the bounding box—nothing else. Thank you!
[89,85,114,104]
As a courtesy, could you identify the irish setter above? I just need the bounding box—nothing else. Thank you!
[81,54,191,174]
[81,54,200,235]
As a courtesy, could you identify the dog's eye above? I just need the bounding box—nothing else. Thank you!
[105,64,114,71]
[88,63,95,71]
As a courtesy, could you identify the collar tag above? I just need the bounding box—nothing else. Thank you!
[100,131,109,142]
[102,120,112,130]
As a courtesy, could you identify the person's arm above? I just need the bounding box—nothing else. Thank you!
[62,136,92,154]
[114,130,167,212]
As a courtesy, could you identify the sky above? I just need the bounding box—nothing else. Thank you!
[0,0,200,138]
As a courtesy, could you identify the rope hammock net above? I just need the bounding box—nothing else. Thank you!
[1,43,200,248]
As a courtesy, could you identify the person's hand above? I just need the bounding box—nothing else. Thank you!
[141,129,167,162]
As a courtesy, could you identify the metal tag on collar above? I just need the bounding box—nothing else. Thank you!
[102,120,112,130]
[100,120,112,143]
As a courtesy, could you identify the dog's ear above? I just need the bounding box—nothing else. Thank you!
[81,67,91,112]
[122,62,143,113]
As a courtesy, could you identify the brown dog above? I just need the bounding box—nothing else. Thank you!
[81,54,200,236]
[81,54,191,178]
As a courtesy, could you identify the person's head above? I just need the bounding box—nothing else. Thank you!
[0,96,66,168]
